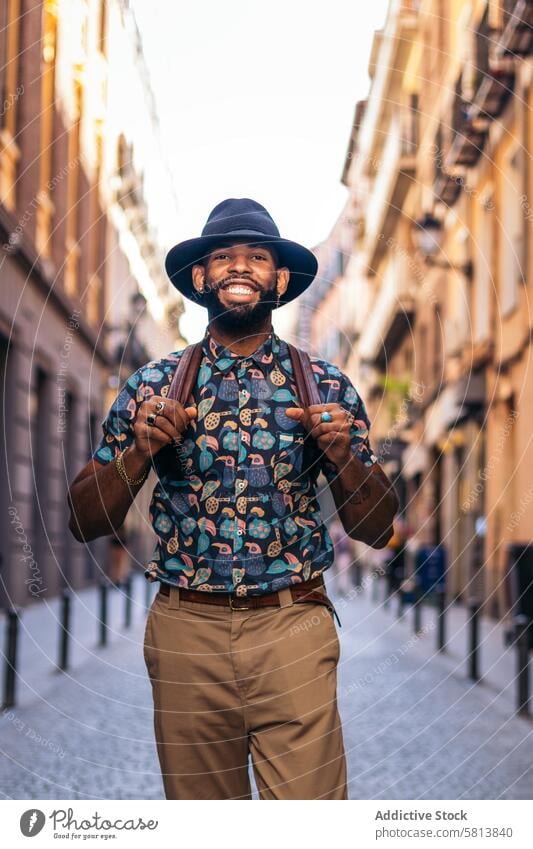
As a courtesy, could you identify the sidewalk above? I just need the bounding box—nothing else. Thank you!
[361,574,526,715]
[0,574,156,711]
[0,571,531,799]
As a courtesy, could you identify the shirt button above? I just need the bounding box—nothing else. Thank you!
[236,529,244,536]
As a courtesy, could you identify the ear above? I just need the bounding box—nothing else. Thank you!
[276,267,290,297]
[191,263,206,295]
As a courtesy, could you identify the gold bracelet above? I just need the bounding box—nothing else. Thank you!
[115,446,149,487]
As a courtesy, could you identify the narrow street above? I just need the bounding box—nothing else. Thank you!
[1,575,531,800]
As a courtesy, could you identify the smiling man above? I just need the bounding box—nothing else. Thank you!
[67,198,398,800]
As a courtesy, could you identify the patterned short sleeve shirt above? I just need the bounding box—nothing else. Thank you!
[92,329,378,596]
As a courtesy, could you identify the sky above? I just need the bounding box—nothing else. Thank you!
[132,0,390,339]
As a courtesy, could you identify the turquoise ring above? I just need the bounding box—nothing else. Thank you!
[320,411,333,423]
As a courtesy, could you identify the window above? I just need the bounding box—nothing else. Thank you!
[499,144,523,316]
[474,186,494,341]
[98,0,107,55]
[36,0,58,257]
[0,0,22,211]
[64,84,82,297]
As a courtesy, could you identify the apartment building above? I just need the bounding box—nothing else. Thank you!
[312,0,533,617]
[0,0,184,606]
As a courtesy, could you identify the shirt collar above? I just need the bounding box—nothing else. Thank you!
[202,327,288,375]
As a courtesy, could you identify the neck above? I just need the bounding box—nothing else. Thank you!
[206,316,274,355]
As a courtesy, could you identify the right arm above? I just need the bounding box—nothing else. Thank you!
[67,396,197,543]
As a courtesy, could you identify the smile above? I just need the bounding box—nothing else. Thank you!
[222,283,257,296]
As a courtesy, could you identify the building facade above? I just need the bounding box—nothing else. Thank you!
[311,0,533,618]
[0,0,185,607]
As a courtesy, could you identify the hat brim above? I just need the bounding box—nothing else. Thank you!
[164,231,318,309]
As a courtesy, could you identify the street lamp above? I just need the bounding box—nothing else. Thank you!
[413,212,473,279]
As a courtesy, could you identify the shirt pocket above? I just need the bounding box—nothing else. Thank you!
[275,430,307,489]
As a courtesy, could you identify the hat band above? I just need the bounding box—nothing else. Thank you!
[203,227,278,238]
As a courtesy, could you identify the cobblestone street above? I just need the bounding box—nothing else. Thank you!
[0,575,532,800]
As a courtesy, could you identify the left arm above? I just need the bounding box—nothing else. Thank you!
[286,402,399,547]
[328,451,399,547]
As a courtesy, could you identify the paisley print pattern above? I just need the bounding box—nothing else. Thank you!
[93,330,378,596]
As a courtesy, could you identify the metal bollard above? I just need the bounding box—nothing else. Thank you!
[515,614,530,717]
[145,578,152,611]
[2,607,20,710]
[58,588,72,671]
[98,582,109,647]
[384,576,392,610]
[413,585,423,634]
[124,575,132,629]
[468,600,481,680]
[397,586,405,619]
[436,587,446,652]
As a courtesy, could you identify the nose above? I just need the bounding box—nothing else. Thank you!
[228,253,253,276]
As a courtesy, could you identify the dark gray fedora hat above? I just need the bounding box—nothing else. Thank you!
[164,198,318,308]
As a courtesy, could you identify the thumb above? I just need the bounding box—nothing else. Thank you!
[184,405,198,419]
[285,406,304,420]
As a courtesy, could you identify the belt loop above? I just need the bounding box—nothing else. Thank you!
[277,587,294,608]
[169,586,180,610]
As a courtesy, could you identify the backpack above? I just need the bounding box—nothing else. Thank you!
[166,340,324,483]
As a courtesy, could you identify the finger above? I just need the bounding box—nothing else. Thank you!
[136,426,175,453]
[308,414,349,436]
[285,406,304,419]
[140,415,183,442]
[316,431,349,450]
[306,403,339,415]
[148,399,190,433]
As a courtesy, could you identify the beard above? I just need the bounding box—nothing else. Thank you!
[201,278,278,331]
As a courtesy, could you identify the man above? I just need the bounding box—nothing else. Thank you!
[68,198,398,800]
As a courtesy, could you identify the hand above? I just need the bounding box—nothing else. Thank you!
[134,397,197,461]
[285,403,352,470]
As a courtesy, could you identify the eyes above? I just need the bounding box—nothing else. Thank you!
[212,252,268,262]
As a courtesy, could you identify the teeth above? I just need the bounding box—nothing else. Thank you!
[226,285,254,295]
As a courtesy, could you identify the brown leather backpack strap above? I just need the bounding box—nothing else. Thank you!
[287,343,322,407]
[286,343,324,483]
[167,341,204,405]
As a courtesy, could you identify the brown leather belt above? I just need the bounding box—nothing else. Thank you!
[157,574,332,611]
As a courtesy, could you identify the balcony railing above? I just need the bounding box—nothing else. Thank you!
[435,1,529,195]
[500,0,533,53]
[364,107,417,271]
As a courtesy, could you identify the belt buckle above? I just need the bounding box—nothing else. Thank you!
[229,594,250,610]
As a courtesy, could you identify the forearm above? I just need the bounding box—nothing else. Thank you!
[68,447,150,542]
[330,455,399,547]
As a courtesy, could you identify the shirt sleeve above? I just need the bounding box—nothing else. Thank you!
[320,371,378,484]
[91,367,145,464]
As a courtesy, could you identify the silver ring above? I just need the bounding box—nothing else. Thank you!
[147,412,157,426]
[155,400,165,414]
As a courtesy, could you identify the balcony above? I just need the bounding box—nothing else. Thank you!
[435,4,527,188]
[355,0,418,185]
[500,0,533,55]
[465,1,532,136]
[358,253,415,369]
[444,72,490,171]
[364,108,417,274]
[433,121,464,208]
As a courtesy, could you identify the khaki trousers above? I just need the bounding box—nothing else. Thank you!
[143,584,348,800]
